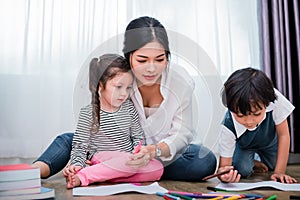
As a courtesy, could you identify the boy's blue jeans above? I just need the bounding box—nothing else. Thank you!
[232,141,278,177]
[35,133,217,181]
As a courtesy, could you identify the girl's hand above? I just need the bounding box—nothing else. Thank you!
[62,164,82,177]
[218,166,241,183]
[85,160,92,166]
[271,172,297,184]
[126,146,151,169]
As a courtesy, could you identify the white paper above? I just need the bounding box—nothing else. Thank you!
[73,182,168,196]
[216,181,300,191]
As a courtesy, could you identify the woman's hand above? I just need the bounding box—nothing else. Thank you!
[217,166,241,183]
[62,164,82,177]
[126,146,152,169]
[271,172,297,183]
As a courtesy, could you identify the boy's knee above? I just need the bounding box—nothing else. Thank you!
[233,163,253,178]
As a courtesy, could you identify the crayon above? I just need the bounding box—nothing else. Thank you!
[168,190,202,196]
[210,191,263,198]
[266,195,277,200]
[132,139,143,154]
[244,193,264,198]
[208,192,245,198]
[224,196,239,200]
[208,197,224,200]
[168,190,242,199]
[203,168,232,180]
[169,192,196,200]
[207,186,228,192]
[156,192,180,200]
[164,195,175,200]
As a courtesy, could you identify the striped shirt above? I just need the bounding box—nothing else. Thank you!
[70,99,145,167]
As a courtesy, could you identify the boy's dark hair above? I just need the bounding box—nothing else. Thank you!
[89,53,130,133]
[123,16,171,65]
[221,67,277,115]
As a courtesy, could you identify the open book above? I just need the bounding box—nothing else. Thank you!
[216,181,300,191]
[73,182,168,196]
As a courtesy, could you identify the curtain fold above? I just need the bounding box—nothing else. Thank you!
[260,0,300,153]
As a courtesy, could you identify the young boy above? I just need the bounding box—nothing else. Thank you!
[217,67,297,184]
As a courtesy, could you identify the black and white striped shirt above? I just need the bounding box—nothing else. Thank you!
[70,99,145,167]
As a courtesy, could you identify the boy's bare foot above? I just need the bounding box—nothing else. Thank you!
[31,161,50,178]
[66,173,81,189]
[253,160,268,173]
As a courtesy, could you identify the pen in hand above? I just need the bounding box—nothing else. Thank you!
[202,168,232,181]
[132,139,143,154]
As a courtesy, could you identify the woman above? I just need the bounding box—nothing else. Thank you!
[33,16,217,181]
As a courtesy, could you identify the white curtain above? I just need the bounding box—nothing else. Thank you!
[0,0,260,159]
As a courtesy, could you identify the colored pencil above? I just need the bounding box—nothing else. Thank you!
[266,195,277,200]
[132,139,143,154]
[202,168,232,180]
[169,192,196,200]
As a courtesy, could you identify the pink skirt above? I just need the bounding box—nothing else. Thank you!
[76,151,164,186]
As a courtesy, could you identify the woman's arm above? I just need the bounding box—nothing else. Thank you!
[271,119,297,183]
[159,73,195,160]
[146,142,170,159]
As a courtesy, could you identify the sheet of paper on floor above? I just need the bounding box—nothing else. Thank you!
[216,181,300,191]
[73,182,168,196]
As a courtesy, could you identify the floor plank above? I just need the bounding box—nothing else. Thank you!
[42,164,300,200]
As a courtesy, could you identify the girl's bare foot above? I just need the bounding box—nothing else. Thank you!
[31,161,50,178]
[253,160,268,173]
[66,174,81,189]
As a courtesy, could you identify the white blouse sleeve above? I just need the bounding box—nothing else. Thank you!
[160,79,195,160]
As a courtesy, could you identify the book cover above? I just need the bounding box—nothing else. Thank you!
[0,179,41,191]
[0,187,40,196]
[0,187,55,200]
[0,163,40,182]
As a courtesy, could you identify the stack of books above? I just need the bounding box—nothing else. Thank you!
[0,163,55,199]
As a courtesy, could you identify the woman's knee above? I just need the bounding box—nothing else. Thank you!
[56,132,73,149]
[185,144,217,179]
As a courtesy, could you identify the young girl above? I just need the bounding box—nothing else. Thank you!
[217,67,297,184]
[63,54,163,188]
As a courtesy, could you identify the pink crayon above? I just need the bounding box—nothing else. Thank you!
[132,139,143,154]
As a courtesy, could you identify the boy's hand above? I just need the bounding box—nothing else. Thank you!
[217,166,241,183]
[271,172,297,184]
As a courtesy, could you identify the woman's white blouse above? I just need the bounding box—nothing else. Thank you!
[130,63,195,161]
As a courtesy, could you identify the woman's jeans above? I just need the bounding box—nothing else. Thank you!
[34,133,73,178]
[35,133,217,181]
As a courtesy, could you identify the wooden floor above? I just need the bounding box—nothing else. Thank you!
[42,164,300,200]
